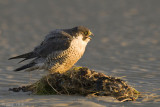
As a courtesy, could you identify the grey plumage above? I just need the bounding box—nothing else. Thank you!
[8,52,36,63]
[9,26,93,73]
[14,62,36,71]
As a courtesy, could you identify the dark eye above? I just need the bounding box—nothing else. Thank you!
[84,31,88,35]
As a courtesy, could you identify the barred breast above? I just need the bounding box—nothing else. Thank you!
[47,35,88,73]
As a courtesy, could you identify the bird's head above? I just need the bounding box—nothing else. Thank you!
[66,26,94,42]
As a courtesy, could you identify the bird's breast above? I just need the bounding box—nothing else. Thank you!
[47,36,88,73]
[69,36,88,55]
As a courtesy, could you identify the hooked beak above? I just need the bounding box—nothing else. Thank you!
[89,31,94,37]
[88,31,94,39]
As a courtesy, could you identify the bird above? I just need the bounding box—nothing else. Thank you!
[9,26,93,74]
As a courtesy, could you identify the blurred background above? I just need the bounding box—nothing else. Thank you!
[0,0,160,106]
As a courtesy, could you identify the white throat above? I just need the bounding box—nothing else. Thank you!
[71,35,90,54]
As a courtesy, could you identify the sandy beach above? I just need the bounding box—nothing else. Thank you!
[0,0,160,106]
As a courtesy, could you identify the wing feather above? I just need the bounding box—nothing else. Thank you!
[34,31,72,58]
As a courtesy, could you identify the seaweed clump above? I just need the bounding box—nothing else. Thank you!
[9,67,140,102]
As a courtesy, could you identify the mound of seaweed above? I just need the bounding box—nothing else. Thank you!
[9,67,140,102]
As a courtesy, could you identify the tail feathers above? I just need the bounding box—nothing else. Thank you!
[18,58,31,63]
[8,52,36,60]
[14,62,36,71]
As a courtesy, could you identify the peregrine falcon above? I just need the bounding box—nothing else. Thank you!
[9,26,93,74]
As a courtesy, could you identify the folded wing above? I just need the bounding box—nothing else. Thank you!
[9,31,72,71]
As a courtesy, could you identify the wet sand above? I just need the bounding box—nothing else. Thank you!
[0,0,160,106]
